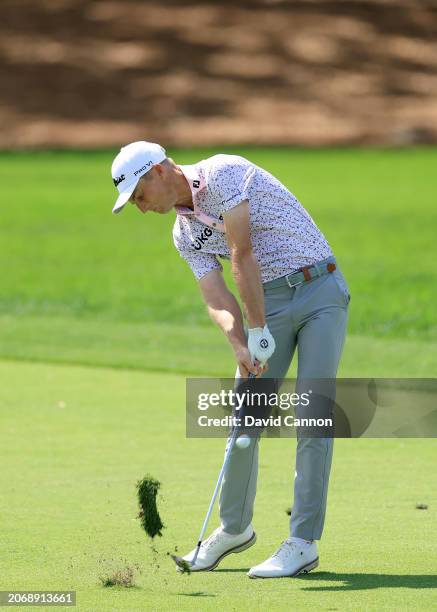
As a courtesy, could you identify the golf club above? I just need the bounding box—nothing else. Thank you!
[172,372,256,571]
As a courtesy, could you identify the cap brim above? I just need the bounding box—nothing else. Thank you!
[112,181,137,214]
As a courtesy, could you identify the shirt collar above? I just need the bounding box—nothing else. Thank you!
[175,164,205,215]
[175,163,226,233]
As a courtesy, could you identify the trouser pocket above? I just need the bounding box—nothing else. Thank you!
[331,269,351,306]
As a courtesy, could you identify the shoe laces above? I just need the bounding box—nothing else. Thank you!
[202,528,223,550]
[271,538,297,561]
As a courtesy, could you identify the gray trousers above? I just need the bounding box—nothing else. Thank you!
[219,256,350,540]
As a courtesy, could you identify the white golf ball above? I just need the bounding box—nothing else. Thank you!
[236,434,251,449]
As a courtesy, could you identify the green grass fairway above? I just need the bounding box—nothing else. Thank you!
[1,148,436,610]
[1,359,436,611]
[1,147,436,378]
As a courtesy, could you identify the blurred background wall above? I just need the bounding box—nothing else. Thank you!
[2,0,437,149]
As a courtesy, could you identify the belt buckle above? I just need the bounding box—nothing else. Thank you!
[285,273,302,289]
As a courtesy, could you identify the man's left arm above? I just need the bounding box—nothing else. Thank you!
[223,199,276,369]
[223,199,265,328]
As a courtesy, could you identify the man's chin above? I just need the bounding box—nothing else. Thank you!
[154,203,174,214]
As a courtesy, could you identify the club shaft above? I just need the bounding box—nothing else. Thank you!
[191,373,255,566]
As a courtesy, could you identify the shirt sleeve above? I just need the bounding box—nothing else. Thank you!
[176,244,223,280]
[207,156,256,215]
[173,219,223,280]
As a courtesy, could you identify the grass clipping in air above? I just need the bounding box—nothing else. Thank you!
[136,475,164,538]
[136,475,191,575]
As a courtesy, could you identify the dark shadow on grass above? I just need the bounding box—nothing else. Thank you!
[298,572,437,591]
[178,592,216,597]
[213,568,250,573]
[100,584,143,591]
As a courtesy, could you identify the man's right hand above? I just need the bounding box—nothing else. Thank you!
[235,346,269,379]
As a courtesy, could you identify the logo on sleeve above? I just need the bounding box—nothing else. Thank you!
[221,193,241,205]
[193,179,200,188]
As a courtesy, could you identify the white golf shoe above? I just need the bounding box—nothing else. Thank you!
[179,525,256,572]
[248,537,318,579]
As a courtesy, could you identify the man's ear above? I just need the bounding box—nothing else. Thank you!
[153,164,165,177]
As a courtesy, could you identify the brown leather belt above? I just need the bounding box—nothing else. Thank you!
[264,259,337,290]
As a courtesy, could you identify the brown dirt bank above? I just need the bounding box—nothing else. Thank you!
[1,0,437,148]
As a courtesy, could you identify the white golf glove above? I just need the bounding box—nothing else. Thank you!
[247,324,276,366]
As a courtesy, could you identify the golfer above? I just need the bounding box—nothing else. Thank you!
[110,141,350,578]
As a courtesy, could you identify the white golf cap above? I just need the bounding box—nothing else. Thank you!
[111,141,167,214]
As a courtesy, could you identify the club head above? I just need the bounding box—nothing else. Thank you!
[171,554,192,574]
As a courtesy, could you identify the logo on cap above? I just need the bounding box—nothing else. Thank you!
[113,174,125,187]
[134,161,153,176]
